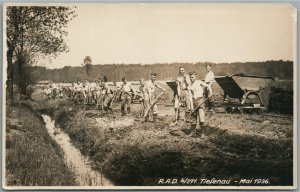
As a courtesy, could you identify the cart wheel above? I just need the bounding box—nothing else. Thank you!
[241,108,252,114]
[253,108,262,114]
[234,108,240,113]
[225,107,232,113]
[239,108,244,114]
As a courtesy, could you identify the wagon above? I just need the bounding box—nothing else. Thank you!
[165,81,186,107]
[214,74,275,113]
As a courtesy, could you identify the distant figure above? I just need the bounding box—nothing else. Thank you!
[73,81,84,104]
[102,76,114,112]
[50,82,59,99]
[204,64,215,111]
[84,79,90,90]
[74,80,83,90]
[44,86,52,100]
[93,78,104,110]
[58,82,64,98]
[82,80,91,103]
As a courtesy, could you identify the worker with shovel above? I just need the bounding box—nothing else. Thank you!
[143,73,165,122]
[175,67,193,124]
[102,76,114,113]
[169,72,212,137]
[120,77,135,116]
[189,71,212,131]
[138,78,147,117]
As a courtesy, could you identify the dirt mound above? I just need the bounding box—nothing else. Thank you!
[95,117,134,129]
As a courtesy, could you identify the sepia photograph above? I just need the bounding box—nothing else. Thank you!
[2,3,297,190]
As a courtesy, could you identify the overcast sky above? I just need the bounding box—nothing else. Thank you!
[41,3,296,69]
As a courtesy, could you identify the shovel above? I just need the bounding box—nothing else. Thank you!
[171,97,211,131]
[143,91,165,121]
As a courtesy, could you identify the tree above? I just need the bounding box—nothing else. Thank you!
[83,56,92,76]
[6,6,77,103]
[14,50,33,95]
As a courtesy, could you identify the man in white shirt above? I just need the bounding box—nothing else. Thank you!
[74,81,83,91]
[83,79,90,90]
[120,77,135,116]
[144,73,165,122]
[92,78,104,110]
[189,71,212,131]
[204,64,215,111]
[102,76,114,112]
[58,82,64,98]
[174,67,193,123]
[83,80,90,95]
[73,81,84,104]
[44,86,52,100]
[50,82,59,99]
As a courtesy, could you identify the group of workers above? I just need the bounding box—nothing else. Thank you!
[44,82,64,100]
[43,64,215,130]
[171,64,214,130]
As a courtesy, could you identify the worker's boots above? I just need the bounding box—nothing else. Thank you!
[191,125,202,138]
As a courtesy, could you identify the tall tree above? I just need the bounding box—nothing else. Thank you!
[6,6,77,103]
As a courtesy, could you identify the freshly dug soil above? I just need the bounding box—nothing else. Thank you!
[49,101,293,186]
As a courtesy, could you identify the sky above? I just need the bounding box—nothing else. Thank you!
[40,3,296,69]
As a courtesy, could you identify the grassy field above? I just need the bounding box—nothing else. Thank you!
[5,103,77,186]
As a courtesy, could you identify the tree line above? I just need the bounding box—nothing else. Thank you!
[25,60,293,83]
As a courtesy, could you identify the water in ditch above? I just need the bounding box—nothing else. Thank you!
[41,114,113,186]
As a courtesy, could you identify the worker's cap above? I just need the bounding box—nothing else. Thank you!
[151,73,157,76]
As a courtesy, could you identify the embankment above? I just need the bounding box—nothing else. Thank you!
[6,103,76,186]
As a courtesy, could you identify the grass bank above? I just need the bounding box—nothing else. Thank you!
[5,103,76,186]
